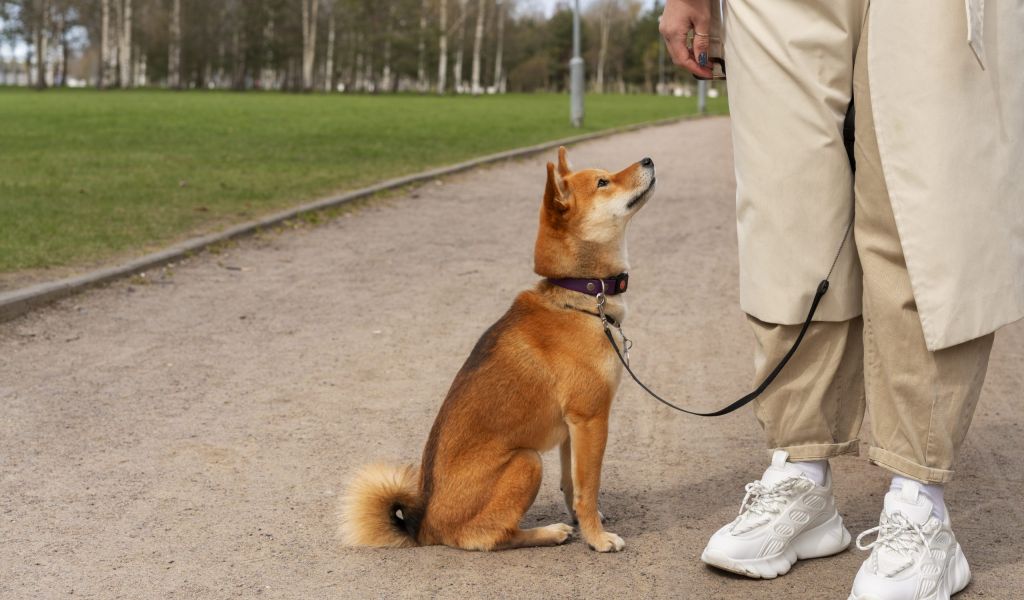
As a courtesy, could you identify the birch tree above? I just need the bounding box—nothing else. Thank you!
[416,0,428,91]
[99,0,110,87]
[380,3,395,92]
[32,0,49,88]
[595,1,611,93]
[260,8,276,89]
[324,0,336,91]
[300,0,318,91]
[230,0,245,90]
[118,0,132,87]
[436,0,447,93]
[53,2,64,85]
[492,0,504,92]
[167,0,181,88]
[469,0,484,94]
[452,0,465,92]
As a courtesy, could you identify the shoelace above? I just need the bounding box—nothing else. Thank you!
[856,511,935,577]
[738,477,808,518]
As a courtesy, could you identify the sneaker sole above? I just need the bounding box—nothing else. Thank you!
[701,511,852,579]
[847,543,972,600]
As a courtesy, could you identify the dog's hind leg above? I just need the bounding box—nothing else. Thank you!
[451,449,571,551]
[495,524,574,549]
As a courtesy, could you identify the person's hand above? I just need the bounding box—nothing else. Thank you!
[659,0,714,79]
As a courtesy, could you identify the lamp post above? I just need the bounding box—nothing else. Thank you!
[569,0,584,128]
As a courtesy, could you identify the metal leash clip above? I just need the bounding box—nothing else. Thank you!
[596,288,632,367]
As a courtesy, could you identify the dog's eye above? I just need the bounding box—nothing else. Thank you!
[597,179,609,189]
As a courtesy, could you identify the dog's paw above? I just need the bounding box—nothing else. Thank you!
[587,531,625,553]
[544,523,574,545]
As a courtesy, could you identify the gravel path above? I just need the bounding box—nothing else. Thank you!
[2,116,1021,599]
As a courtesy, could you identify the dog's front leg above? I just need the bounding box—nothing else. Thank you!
[568,417,623,552]
[561,435,606,524]
[559,436,575,517]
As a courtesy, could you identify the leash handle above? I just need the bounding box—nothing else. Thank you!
[604,279,829,418]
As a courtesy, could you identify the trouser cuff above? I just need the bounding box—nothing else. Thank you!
[868,447,954,484]
[774,439,860,461]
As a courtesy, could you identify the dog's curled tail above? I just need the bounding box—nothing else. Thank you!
[339,463,421,548]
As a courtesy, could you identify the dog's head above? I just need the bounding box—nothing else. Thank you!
[534,146,655,278]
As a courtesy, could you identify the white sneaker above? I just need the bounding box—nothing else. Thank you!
[701,450,852,579]
[849,481,971,600]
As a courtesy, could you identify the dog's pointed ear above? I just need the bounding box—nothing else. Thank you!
[544,161,570,212]
[557,146,572,176]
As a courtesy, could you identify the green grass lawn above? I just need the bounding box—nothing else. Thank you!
[0,89,727,274]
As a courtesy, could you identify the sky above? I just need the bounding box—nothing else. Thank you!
[0,18,25,61]
[524,0,590,17]
[537,0,566,14]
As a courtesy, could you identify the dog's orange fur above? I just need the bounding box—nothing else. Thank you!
[340,147,655,552]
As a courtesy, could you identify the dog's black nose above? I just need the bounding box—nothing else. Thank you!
[640,157,654,168]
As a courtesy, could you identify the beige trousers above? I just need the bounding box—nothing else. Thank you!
[734,3,995,484]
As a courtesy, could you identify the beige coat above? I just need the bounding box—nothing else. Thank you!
[728,0,1024,351]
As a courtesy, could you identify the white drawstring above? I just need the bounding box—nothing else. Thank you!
[856,511,935,577]
[738,477,807,518]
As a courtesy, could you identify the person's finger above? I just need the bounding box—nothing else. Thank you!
[674,39,713,79]
[692,34,710,71]
[690,11,714,76]
[677,35,713,79]
[680,54,713,79]
[660,17,713,79]
[662,27,688,68]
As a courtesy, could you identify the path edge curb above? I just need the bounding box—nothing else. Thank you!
[0,113,711,323]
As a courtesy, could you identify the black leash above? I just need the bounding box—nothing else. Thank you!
[600,218,854,417]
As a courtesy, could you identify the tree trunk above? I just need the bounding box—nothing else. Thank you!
[168,0,181,89]
[111,0,121,86]
[232,26,245,89]
[260,11,275,90]
[33,0,49,89]
[416,0,428,91]
[137,48,147,85]
[119,0,133,87]
[596,5,610,94]
[363,43,374,92]
[55,7,68,86]
[324,2,336,91]
[215,39,226,88]
[469,0,484,94]
[99,0,110,87]
[60,27,69,86]
[436,0,448,94]
[354,49,363,91]
[381,4,394,91]
[453,0,466,92]
[301,0,319,91]
[492,0,504,92]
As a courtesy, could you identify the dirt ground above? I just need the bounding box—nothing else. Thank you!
[2,117,1022,599]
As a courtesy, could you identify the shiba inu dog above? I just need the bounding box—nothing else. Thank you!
[340,146,655,552]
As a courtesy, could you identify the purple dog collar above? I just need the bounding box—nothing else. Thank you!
[547,272,629,296]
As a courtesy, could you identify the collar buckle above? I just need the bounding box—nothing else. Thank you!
[612,272,629,294]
